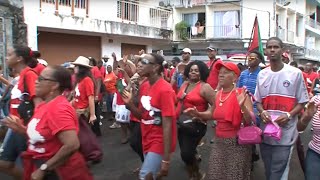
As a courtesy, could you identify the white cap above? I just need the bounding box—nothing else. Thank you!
[182,48,192,55]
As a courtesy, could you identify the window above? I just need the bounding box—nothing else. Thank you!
[117,0,139,22]
[183,13,205,26]
[214,11,240,37]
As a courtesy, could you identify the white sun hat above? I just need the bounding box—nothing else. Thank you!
[71,56,92,68]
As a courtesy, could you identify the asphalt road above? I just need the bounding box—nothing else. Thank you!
[0,115,311,180]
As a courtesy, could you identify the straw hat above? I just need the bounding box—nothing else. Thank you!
[71,56,92,68]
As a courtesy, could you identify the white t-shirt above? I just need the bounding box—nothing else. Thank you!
[254,64,309,146]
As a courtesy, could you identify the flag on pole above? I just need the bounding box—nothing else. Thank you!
[248,16,265,64]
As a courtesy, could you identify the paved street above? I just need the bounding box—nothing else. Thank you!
[0,115,311,180]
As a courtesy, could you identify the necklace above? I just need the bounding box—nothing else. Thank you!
[219,87,235,106]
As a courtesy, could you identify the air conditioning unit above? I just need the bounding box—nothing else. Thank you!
[159,1,165,7]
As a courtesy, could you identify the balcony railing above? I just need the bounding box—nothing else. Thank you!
[177,26,206,40]
[287,30,294,43]
[170,0,240,7]
[117,0,172,29]
[210,25,240,38]
[277,28,286,41]
[40,0,88,17]
[306,17,320,30]
[176,25,240,40]
[305,48,320,61]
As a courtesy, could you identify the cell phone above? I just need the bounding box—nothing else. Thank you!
[116,79,125,93]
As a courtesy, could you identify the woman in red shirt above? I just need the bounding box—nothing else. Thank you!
[5,66,93,180]
[71,56,96,125]
[122,53,176,179]
[0,45,41,179]
[190,62,254,180]
[176,60,215,179]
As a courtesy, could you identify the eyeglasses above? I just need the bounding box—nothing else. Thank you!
[141,58,156,65]
[38,76,57,82]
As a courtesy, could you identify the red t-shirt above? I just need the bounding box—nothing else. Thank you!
[305,71,318,93]
[25,95,92,179]
[10,67,38,117]
[33,63,45,75]
[74,77,94,109]
[206,59,223,90]
[99,66,106,79]
[139,78,177,155]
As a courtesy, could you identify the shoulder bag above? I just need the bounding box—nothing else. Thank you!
[17,69,37,124]
[177,84,206,136]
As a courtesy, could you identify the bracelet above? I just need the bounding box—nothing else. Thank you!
[162,160,170,164]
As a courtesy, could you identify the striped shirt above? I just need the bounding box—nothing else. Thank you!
[309,95,320,154]
[255,64,309,146]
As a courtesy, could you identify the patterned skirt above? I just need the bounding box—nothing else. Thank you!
[207,137,252,180]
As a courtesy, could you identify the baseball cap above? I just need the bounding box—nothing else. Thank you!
[207,47,216,51]
[216,62,241,77]
[182,48,192,55]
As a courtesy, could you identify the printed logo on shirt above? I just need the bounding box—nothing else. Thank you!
[27,118,45,153]
[283,80,290,87]
[75,85,80,102]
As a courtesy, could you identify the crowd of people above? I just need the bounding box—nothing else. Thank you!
[0,36,319,180]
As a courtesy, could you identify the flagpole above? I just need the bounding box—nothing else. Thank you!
[245,15,257,66]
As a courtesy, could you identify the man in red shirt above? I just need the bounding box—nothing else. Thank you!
[305,62,318,94]
[88,57,103,137]
[97,59,106,79]
[206,47,222,90]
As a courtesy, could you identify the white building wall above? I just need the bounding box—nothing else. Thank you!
[241,0,274,40]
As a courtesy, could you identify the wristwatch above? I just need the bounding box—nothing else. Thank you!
[40,163,48,171]
[285,112,291,119]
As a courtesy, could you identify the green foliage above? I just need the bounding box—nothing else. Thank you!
[175,21,188,41]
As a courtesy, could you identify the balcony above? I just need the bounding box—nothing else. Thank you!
[171,0,240,7]
[287,30,294,43]
[176,25,240,40]
[305,17,320,36]
[117,0,172,30]
[277,28,286,41]
[40,0,88,17]
[177,26,206,40]
[305,48,320,61]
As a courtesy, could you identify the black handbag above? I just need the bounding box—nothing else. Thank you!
[17,70,36,124]
[177,84,206,136]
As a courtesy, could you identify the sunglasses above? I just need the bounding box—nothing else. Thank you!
[38,75,57,82]
[141,58,156,65]
[248,57,258,61]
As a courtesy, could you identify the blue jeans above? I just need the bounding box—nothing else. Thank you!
[105,93,114,112]
[260,143,293,180]
[305,148,320,180]
[139,152,162,180]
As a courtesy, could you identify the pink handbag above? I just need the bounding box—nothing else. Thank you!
[237,122,262,145]
[264,122,282,141]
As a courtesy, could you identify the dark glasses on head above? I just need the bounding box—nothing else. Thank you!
[141,58,156,65]
[248,57,258,61]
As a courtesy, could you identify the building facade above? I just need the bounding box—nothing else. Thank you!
[24,0,173,65]
[157,0,319,63]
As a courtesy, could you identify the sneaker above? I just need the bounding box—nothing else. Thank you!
[109,122,121,129]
